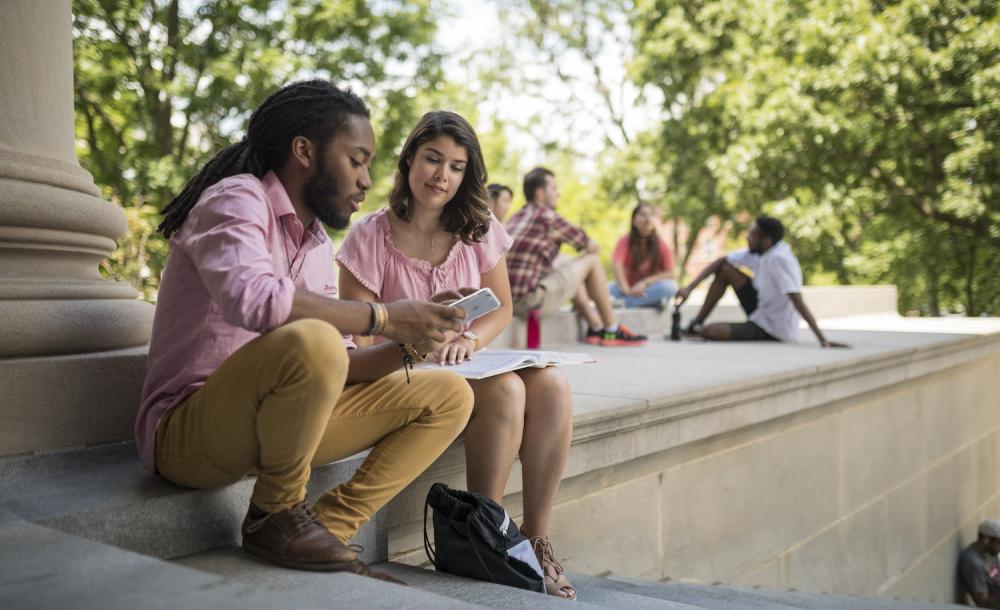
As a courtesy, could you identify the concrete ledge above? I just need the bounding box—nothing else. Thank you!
[494,285,898,347]
[0,441,387,563]
[0,346,148,456]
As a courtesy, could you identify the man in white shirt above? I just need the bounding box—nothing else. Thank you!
[674,216,847,347]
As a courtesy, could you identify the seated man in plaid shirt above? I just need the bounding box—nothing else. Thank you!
[505,167,647,346]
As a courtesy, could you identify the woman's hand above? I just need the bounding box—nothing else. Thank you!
[625,278,649,297]
[429,287,478,306]
[430,334,477,365]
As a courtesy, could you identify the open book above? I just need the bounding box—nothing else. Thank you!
[415,349,595,380]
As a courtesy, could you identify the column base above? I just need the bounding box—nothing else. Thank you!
[0,346,147,455]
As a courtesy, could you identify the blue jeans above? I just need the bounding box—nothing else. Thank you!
[608,279,677,308]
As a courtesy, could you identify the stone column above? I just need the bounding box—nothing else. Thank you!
[0,1,153,454]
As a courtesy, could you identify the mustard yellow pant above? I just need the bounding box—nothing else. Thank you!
[155,319,473,542]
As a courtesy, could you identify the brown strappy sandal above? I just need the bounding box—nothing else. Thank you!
[530,536,577,601]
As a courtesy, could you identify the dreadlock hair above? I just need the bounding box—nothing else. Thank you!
[159,80,370,238]
[389,111,491,244]
[627,203,665,281]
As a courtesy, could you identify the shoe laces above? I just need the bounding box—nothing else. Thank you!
[288,503,321,532]
[245,502,319,534]
[530,536,565,576]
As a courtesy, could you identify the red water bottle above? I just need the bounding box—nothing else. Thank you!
[526,308,541,349]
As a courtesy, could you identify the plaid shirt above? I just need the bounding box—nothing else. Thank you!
[505,202,591,299]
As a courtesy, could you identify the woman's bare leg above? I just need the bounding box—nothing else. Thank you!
[515,367,573,538]
[464,373,526,501]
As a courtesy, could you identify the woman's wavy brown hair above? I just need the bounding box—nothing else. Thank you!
[627,203,666,280]
[388,111,491,244]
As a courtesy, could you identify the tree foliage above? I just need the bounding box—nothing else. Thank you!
[73,0,443,299]
[75,0,999,315]
[632,0,1000,314]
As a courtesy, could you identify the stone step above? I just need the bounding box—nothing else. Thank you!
[494,284,899,348]
[174,544,478,608]
[0,441,386,563]
[0,519,342,610]
[605,575,963,609]
[728,586,963,610]
[373,562,610,609]
[580,574,798,609]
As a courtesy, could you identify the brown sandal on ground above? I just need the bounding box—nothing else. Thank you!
[530,536,577,601]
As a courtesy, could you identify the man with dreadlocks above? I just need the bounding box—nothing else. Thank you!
[136,80,474,582]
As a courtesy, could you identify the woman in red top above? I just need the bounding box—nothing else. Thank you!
[609,203,677,308]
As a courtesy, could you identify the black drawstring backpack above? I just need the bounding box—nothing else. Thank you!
[423,482,545,593]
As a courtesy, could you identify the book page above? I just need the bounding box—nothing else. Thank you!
[414,349,594,379]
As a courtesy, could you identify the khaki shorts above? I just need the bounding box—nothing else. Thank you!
[513,259,581,316]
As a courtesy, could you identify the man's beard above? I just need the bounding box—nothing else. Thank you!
[302,162,352,230]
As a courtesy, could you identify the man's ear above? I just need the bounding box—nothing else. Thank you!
[289,135,316,170]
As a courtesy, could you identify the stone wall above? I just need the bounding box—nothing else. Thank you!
[391,335,1000,605]
[550,355,998,604]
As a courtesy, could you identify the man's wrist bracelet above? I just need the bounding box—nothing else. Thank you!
[362,302,389,336]
[399,343,426,384]
[363,303,377,336]
[372,302,388,335]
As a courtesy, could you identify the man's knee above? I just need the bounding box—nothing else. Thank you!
[575,252,600,269]
[423,371,475,422]
[274,319,349,375]
[717,260,748,286]
[701,323,731,341]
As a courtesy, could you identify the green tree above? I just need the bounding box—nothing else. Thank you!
[632,0,1000,315]
[73,0,444,300]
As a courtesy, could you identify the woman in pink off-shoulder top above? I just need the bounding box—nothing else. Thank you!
[337,111,576,601]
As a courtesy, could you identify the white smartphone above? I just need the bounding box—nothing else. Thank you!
[452,287,501,323]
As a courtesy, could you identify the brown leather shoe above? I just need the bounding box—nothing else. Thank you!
[241,501,406,585]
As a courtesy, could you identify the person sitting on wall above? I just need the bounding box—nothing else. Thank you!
[337,111,577,600]
[959,519,1000,607]
[609,202,678,310]
[673,215,848,347]
[136,80,475,582]
[505,166,647,346]
[487,183,514,222]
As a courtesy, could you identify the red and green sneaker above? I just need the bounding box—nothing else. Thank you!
[600,324,648,347]
[585,328,605,345]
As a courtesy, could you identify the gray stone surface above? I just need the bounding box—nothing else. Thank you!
[176,545,477,609]
[0,441,386,563]
[377,562,608,609]
[0,346,149,456]
[566,573,707,608]
[0,520,329,610]
[590,577,801,609]
[730,586,964,610]
[606,575,963,609]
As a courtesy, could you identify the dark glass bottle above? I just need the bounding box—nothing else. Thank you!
[670,306,682,341]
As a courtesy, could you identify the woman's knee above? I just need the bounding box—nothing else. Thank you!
[524,368,573,425]
[472,373,527,425]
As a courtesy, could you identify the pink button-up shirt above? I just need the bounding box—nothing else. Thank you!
[135,172,353,473]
